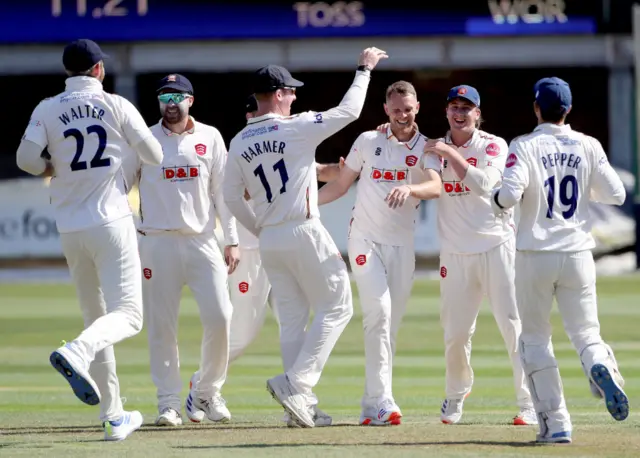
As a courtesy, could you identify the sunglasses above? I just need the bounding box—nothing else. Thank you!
[158,93,192,104]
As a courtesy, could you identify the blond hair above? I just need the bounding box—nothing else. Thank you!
[385,81,417,101]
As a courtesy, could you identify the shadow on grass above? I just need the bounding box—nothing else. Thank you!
[174,440,546,449]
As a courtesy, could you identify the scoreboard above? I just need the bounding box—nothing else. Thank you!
[0,0,630,44]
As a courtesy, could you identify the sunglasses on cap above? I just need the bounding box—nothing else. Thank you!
[158,93,192,104]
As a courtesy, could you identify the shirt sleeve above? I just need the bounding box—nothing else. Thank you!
[344,133,366,173]
[117,95,155,148]
[589,138,626,206]
[483,138,509,173]
[293,70,371,152]
[421,151,442,172]
[22,100,49,150]
[210,129,239,245]
[494,140,530,210]
[223,141,259,237]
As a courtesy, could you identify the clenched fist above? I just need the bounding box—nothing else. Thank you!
[358,47,388,70]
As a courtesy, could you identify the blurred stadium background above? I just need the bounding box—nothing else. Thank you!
[1,0,640,278]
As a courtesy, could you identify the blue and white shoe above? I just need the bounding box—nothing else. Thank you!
[536,430,572,444]
[185,372,205,423]
[104,410,143,441]
[590,363,629,421]
[49,344,100,406]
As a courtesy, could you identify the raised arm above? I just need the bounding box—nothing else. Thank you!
[17,101,50,176]
[589,138,626,206]
[491,142,529,214]
[118,96,164,166]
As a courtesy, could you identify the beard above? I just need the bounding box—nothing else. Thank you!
[160,100,189,125]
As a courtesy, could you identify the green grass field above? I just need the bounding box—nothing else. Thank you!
[1,276,639,457]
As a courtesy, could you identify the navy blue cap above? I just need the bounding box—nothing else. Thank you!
[534,77,572,113]
[447,85,480,107]
[62,39,108,72]
[253,65,304,93]
[246,94,258,113]
[157,74,194,94]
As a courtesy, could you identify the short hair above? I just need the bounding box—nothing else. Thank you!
[539,104,567,124]
[385,81,417,101]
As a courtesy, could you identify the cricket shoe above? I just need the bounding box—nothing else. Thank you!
[155,407,182,426]
[360,399,402,426]
[589,363,629,421]
[536,412,572,444]
[440,397,465,424]
[284,406,332,427]
[267,374,314,428]
[190,395,231,423]
[103,410,143,441]
[185,372,205,423]
[513,407,538,426]
[588,345,625,399]
[49,343,100,406]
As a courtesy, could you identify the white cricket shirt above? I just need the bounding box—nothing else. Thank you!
[237,199,259,249]
[21,76,154,233]
[224,70,371,234]
[438,129,513,254]
[136,118,238,245]
[497,123,626,252]
[345,126,440,246]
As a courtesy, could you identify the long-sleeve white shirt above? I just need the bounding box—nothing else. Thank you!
[493,123,626,252]
[223,70,371,236]
[134,118,238,245]
[18,76,162,233]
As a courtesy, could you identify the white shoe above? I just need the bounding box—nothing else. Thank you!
[284,406,332,427]
[191,395,231,423]
[104,410,143,441]
[49,343,101,406]
[155,407,182,426]
[267,374,314,428]
[587,343,625,399]
[536,430,572,444]
[440,398,464,424]
[185,372,205,423]
[513,407,538,426]
[589,363,629,421]
[360,399,402,426]
[536,412,572,444]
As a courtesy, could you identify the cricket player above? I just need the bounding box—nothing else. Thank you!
[491,77,628,444]
[16,39,164,441]
[187,94,343,428]
[421,85,535,426]
[126,74,239,427]
[318,81,442,425]
[223,47,388,427]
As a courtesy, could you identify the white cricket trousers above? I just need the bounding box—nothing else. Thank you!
[439,237,531,407]
[228,247,274,362]
[59,215,143,422]
[515,249,615,427]
[259,218,353,395]
[347,237,415,408]
[139,231,232,412]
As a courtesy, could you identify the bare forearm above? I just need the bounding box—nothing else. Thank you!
[318,180,349,205]
[408,180,441,200]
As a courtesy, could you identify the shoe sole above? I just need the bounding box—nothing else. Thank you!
[49,351,99,406]
[590,363,629,421]
[266,380,314,428]
[360,412,402,426]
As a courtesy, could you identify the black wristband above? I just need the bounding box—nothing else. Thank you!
[357,65,371,72]
[493,191,504,210]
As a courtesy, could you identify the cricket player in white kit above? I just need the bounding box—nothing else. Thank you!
[188,94,344,428]
[126,74,240,427]
[223,47,388,427]
[491,77,628,443]
[318,81,442,425]
[422,85,535,426]
[16,39,164,441]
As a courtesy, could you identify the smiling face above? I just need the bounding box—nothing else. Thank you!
[383,81,419,139]
[446,98,480,134]
[158,90,193,125]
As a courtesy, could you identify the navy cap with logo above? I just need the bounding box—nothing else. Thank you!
[253,65,304,93]
[534,77,572,114]
[157,74,194,94]
[245,94,258,114]
[447,85,481,107]
[62,39,109,72]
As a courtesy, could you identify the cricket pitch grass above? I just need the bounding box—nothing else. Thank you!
[1,276,639,457]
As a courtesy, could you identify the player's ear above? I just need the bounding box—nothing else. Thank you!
[565,105,572,116]
[383,103,389,116]
[415,101,420,114]
[188,96,194,108]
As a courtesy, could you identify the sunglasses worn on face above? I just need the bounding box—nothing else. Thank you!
[158,93,191,104]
